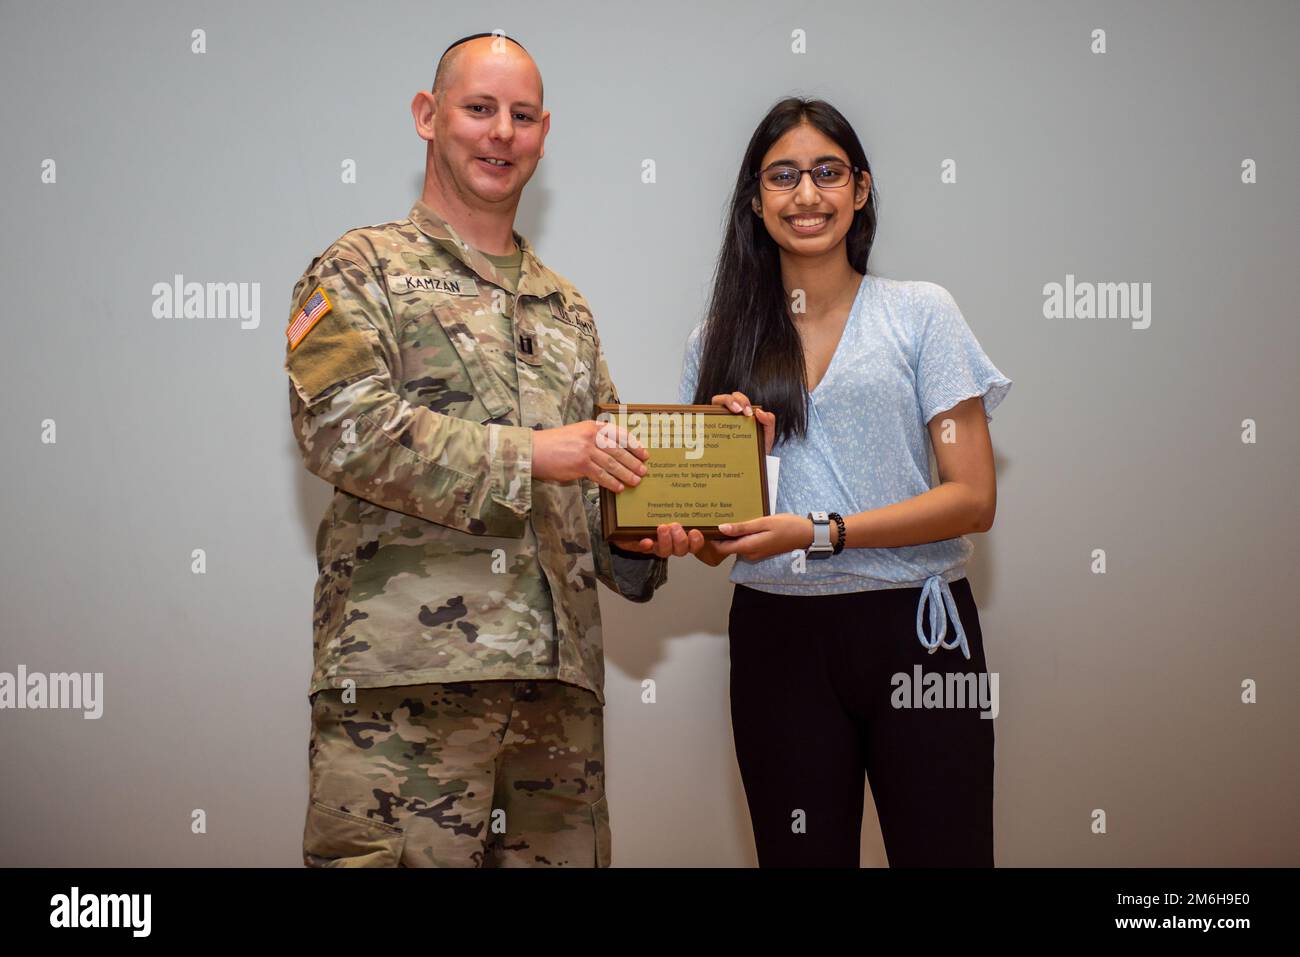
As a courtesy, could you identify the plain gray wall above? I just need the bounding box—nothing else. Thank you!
[1,0,1296,866]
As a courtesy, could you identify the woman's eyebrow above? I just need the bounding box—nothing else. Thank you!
[764,154,848,167]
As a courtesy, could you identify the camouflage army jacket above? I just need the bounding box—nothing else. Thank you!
[284,199,667,704]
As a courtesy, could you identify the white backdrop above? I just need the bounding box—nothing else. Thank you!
[1,0,1296,865]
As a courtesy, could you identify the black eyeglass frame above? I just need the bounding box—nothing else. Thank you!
[754,161,862,191]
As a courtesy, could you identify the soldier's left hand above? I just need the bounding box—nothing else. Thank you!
[625,523,707,558]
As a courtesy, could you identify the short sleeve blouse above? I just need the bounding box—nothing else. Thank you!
[678,273,1012,658]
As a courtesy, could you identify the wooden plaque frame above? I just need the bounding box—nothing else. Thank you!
[595,403,770,543]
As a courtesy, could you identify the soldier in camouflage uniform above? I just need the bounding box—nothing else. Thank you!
[284,33,692,867]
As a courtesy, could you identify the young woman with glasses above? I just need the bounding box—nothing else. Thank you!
[676,97,1012,867]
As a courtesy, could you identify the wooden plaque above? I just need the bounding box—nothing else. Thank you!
[595,403,770,543]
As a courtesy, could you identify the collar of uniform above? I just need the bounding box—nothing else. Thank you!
[408,199,562,300]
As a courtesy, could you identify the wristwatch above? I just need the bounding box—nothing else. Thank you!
[805,511,834,560]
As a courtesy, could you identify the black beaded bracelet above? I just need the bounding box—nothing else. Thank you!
[828,512,846,555]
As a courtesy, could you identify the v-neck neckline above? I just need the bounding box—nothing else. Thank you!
[806,272,868,400]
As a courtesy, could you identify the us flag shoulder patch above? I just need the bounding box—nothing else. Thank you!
[287,286,332,350]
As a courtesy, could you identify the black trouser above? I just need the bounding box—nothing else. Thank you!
[727,578,995,867]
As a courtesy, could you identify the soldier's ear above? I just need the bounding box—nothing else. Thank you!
[411,90,436,141]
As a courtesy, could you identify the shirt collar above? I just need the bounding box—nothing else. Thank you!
[408,199,561,300]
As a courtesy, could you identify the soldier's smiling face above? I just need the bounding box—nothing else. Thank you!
[429,38,550,206]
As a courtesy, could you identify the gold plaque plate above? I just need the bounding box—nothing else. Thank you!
[595,403,770,543]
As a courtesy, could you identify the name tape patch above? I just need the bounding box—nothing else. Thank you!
[388,274,479,297]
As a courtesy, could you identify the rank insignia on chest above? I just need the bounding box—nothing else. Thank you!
[287,286,332,350]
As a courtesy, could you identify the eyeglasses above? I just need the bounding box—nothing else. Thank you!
[756,162,858,191]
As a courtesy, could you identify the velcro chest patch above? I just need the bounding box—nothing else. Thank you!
[387,274,479,297]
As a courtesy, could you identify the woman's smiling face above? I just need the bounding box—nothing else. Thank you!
[751,121,870,258]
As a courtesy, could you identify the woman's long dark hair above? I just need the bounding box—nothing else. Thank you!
[691,97,878,444]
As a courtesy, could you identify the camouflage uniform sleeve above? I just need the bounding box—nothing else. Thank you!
[285,253,532,537]
[578,305,668,602]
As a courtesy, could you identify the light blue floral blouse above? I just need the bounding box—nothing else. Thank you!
[678,273,1012,659]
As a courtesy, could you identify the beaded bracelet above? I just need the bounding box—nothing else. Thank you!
[828,511,846,555]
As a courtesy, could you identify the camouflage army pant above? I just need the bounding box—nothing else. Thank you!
[303,679,610,867]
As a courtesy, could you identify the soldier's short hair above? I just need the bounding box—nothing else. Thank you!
[432,33,536,101]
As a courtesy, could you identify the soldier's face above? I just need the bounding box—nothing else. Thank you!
[433,47,549,205]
